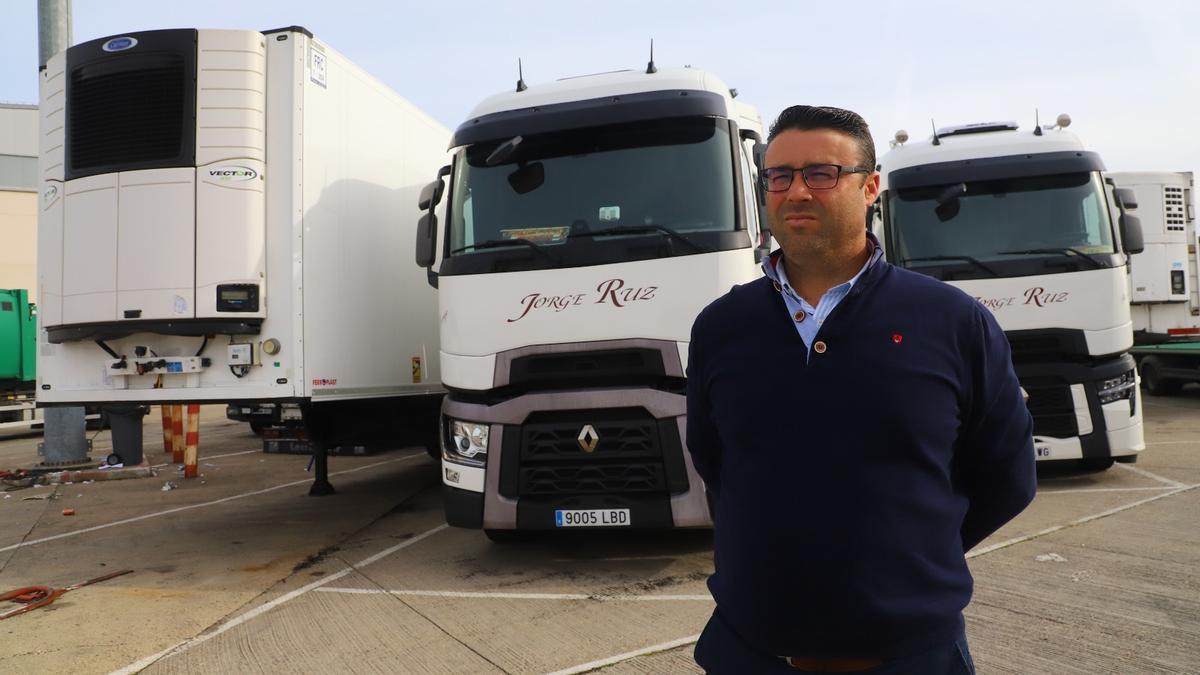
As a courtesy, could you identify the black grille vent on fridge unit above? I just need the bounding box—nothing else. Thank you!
[65,29,198,180]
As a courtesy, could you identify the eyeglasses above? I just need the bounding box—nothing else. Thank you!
[761,164,872,192]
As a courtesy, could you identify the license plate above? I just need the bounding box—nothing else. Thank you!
[1035,444,1051,458]
[555,508,631,528]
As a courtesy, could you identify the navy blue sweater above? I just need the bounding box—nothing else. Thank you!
[686,259,1035,659]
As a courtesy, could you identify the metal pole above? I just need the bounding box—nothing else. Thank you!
[35,0,88,469]
[37,0,72,68]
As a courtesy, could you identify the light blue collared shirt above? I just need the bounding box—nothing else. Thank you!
[761,234,885,358]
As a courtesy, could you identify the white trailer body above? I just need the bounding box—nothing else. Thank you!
[876,122,1144,468]
[1110,171,1200,393]
[1111,172,1197,335]
[36,28,448,416]
[416,68,767,534]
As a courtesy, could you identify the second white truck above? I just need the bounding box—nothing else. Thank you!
[875,118,1146,470]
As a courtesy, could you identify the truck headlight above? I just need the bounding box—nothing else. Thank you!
[1098,370,1136,405]
[445,419,488,467]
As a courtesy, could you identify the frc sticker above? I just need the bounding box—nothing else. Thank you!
[310,48,328,88]
[312,378,338,386]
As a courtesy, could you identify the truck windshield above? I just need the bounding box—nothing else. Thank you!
[888,172,1119,281]
[444,116,742,274]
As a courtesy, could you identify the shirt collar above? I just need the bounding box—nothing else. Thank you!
[762,231,884,295]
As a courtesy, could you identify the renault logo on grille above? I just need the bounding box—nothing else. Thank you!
[577,425,599,453]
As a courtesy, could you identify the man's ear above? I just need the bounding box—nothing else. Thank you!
[863,172,881,205]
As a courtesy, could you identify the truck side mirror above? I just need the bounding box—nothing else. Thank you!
[1114,187,1138,211]
[418,178,445,211]
[415,212,438,269]
[1120,213,1144,255]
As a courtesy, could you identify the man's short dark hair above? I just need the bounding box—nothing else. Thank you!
[768,105,876,171]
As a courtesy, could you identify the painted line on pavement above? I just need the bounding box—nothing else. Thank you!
[545,633,702,675]
[316,587,713,602]
[111,523,449,675]
[1,452,429,554]
[1144,439,1200,446]
[550,555,678,563]
[968,484,1199,559]
[1114,462,1187,488]
[150,448,259,468]
[1038,486,1179,495]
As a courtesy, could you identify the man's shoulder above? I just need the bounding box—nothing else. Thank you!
[696,276,774,326]
[880,264,986,317]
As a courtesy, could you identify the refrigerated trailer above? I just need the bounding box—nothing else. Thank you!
[1110,171,1200,393]
[875,118,1146,470]
[415,66,769,538]
[37,27,450,479]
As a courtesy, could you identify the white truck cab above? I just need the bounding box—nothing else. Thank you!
[415,67,767,537]
[875,119,1146,470]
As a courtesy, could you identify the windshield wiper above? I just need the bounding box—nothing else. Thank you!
[449,238,560,264]
[899,255,1000,277]
[997,247,1106,269]
[567,225,710,253]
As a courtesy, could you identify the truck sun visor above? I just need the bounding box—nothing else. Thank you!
[889,151,1107,191]
[451,89,729,148]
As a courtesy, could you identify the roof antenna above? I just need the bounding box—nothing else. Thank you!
[646,39,657,74]
[930,119,941,146]
[1033,108,1043,136]
[516,58,528,93]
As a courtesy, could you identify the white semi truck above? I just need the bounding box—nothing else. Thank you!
[875,119,1145,470]
[1110,172,1200,394]
[37,27,449,486]
[415,67,768,538]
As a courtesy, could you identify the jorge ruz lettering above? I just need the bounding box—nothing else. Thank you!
[507,278,658,322]
[975,286,1070,312]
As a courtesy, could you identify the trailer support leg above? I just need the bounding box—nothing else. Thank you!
[308,443,335,496]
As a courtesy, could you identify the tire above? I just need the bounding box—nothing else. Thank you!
[1140,359,1182,396]
[422,428,441,460]
[1078,457,1115,472]
[484,529,536,544]
[249,421,267,436]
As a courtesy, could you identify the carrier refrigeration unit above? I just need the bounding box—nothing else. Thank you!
[37,27,449,482]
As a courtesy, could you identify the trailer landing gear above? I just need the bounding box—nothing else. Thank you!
[308,443,336,496]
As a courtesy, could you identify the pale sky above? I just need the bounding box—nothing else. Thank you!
[1,0,1196,172]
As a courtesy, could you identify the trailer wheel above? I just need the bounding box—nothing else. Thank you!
[1140,358,1181,396]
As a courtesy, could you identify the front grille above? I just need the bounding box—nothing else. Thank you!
[522,412,657,461]
[1007,330,1088,361]
[521,463,665,495]
[1025,384,1079,438]
[500,407,688,499]
[509,348,666,387]
[69,57,188,172]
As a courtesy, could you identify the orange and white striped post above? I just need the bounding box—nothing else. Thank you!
[184,403,200,478]
[160,405,174,453]
[171,404,185,463]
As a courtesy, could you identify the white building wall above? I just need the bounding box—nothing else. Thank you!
[0,104,38,295]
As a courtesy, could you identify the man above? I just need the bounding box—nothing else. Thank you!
[686,105,1035,673]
